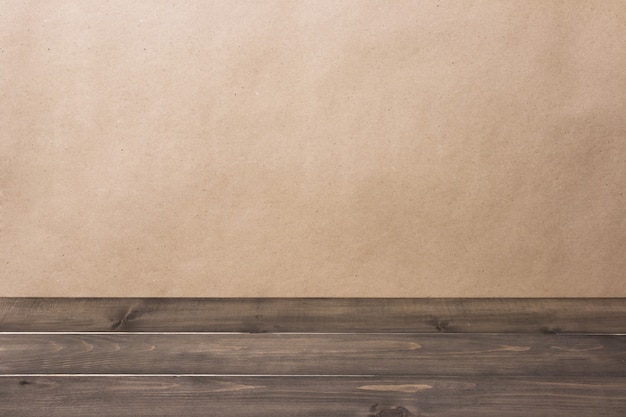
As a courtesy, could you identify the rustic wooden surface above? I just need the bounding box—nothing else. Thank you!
[1,298,625,333]
[0,333,624,376]
[1,298,625,416]
[2,376,626,417]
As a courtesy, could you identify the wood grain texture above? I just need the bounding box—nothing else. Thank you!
[1,298,625,333]
[2,376,625,417]
[1,333,624,376]
[1,298,625,416]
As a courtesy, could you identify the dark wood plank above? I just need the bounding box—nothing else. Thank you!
[1,376,625,417]
[1,333,624,376]
[1,298,625,333]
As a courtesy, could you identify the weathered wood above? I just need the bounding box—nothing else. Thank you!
[1,298,625,333]
[0,333,624,376]
[2,376,625,417]
[1,298,624,415]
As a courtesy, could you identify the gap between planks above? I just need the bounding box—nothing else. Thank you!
[0,374,380,377]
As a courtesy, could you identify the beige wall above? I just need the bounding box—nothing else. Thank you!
[1,1,625,296]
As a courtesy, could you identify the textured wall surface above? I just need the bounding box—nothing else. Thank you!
[1,1,625,296]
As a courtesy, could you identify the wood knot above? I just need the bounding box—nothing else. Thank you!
[110,308,142,330]
[435,320,449,332]
[542,326,562,335]
[370,403,415,417]
[428,317,450,332]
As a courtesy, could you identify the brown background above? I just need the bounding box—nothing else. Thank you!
[1,1,625,297]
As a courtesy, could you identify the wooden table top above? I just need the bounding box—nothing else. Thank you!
[1,298,625,416]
